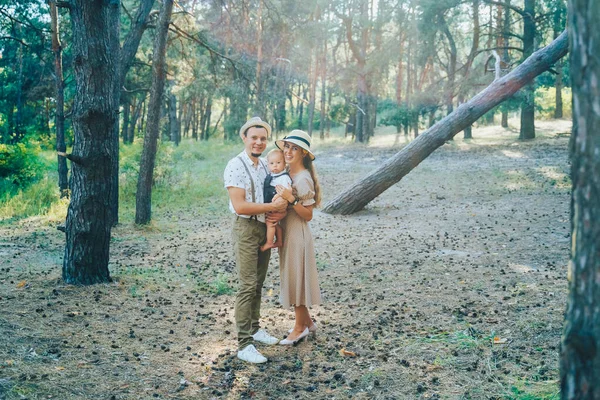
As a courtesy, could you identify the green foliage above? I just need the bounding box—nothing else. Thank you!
[379,100,412,131]
[536,87,572,119]
[0,175,66,222]
[0,142,43,185]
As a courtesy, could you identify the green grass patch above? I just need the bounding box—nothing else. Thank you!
[211,274,234,295]
[505,381,560,400]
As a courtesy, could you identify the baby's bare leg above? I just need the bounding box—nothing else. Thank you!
[260,218,277,252]
[274,224,283,248]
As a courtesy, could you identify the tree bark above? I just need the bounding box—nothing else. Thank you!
[440,16,457,115]
[203,95,212,140]
[323,30,568,215]
[168,82,179,145]
[62,0,120,284]
[501,0,511,127]
[553,0,565,119]
[519,0,536,139]
[319,41,327,140]
[135,0,173,225]
[121,97,130,143]
[49,0,68,197]
[560,1,600,396]
[307,50,318,137]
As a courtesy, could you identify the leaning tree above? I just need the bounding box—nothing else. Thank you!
[559,0,600,396]
[322,30,569,215]
[61,0,120,284]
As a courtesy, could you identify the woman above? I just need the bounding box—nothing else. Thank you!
[273,129,322,345]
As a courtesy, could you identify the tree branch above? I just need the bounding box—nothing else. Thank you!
[0,36,29,47]
[481,0,525,16]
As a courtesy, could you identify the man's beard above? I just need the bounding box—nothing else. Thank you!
[251,152,262,158]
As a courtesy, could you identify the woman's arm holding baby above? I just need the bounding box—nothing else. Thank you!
[276,185,313,222]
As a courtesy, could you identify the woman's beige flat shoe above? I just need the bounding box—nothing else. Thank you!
[279,328,309,345]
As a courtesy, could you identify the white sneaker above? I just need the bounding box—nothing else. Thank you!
[252,329,279,345]
[237,344,267,364]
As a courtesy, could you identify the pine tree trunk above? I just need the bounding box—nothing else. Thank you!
[319,43,327,140]
[203,96,212,140]
[62,0,120,284]
[560,2,600,396]
[519,0,536,140]
[121,98,130,144]
[135,0,173,225]
[501,0,510,128]
[298,84,306,129]
[307,50,318,137]
[49,0,68,197]
[128,95,142,143]
[168,84,179,145]
[323,31,568,215]
[191,99,198,140]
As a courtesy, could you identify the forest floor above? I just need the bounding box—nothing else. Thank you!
[0,119,572,400]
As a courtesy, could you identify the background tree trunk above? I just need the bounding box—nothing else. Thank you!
[307,50,318,137]
[560,1,600,396]
[49,0,68,197]
[62,0,121,284]
[553,0,565,119]
[501,0,510,128]
[168,82,179,145]
[519,0,536,140]
[135,0,173,225]
[323,31,568,215]
[110,0,156,226]
[121,97,130,143]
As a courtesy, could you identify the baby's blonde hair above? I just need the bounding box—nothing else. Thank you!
[267,148,284,161]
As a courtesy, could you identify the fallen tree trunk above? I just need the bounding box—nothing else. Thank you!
[322,30,569,215]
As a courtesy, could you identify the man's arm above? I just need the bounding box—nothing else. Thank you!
[227,187,287,215]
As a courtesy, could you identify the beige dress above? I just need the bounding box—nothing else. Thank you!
[279,169,322,308]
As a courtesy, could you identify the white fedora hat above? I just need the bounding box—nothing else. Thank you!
[275,130,315,160]
[239,116,272,139]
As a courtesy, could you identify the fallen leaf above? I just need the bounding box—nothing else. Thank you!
[5,360,14,366]
[16,281,27,288]
[493,337,508,344]
[339,348,356,357]
[55,366,65,371]
[426,364,443,372]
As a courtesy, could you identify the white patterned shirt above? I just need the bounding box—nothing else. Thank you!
[223,151,269,223]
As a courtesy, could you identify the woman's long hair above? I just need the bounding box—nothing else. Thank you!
[303,154,321,207]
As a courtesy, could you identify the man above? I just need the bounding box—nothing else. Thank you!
[224,117,288,363]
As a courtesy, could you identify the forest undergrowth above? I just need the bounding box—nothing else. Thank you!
[0,119,572,399]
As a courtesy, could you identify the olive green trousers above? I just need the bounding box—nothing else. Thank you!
[232,216,271,350]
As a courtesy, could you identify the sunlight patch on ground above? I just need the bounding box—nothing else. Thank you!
[536,166,570,189]
[500,149,526,159]
[508,263,538,273]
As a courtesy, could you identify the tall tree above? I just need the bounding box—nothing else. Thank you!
[135,0,174,225]
[111,0,156,225]
[560,0,600,395]
[552,0,566,119]
[61,0,121,284]
[519,0,536,139]
[48,0,68,197]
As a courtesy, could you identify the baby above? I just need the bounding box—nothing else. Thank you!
[260,149,292,252]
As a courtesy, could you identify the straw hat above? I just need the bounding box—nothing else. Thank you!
[239,117,272,139]
[275,130,315,160]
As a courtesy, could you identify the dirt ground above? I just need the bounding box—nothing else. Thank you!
[0,120,572,400]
